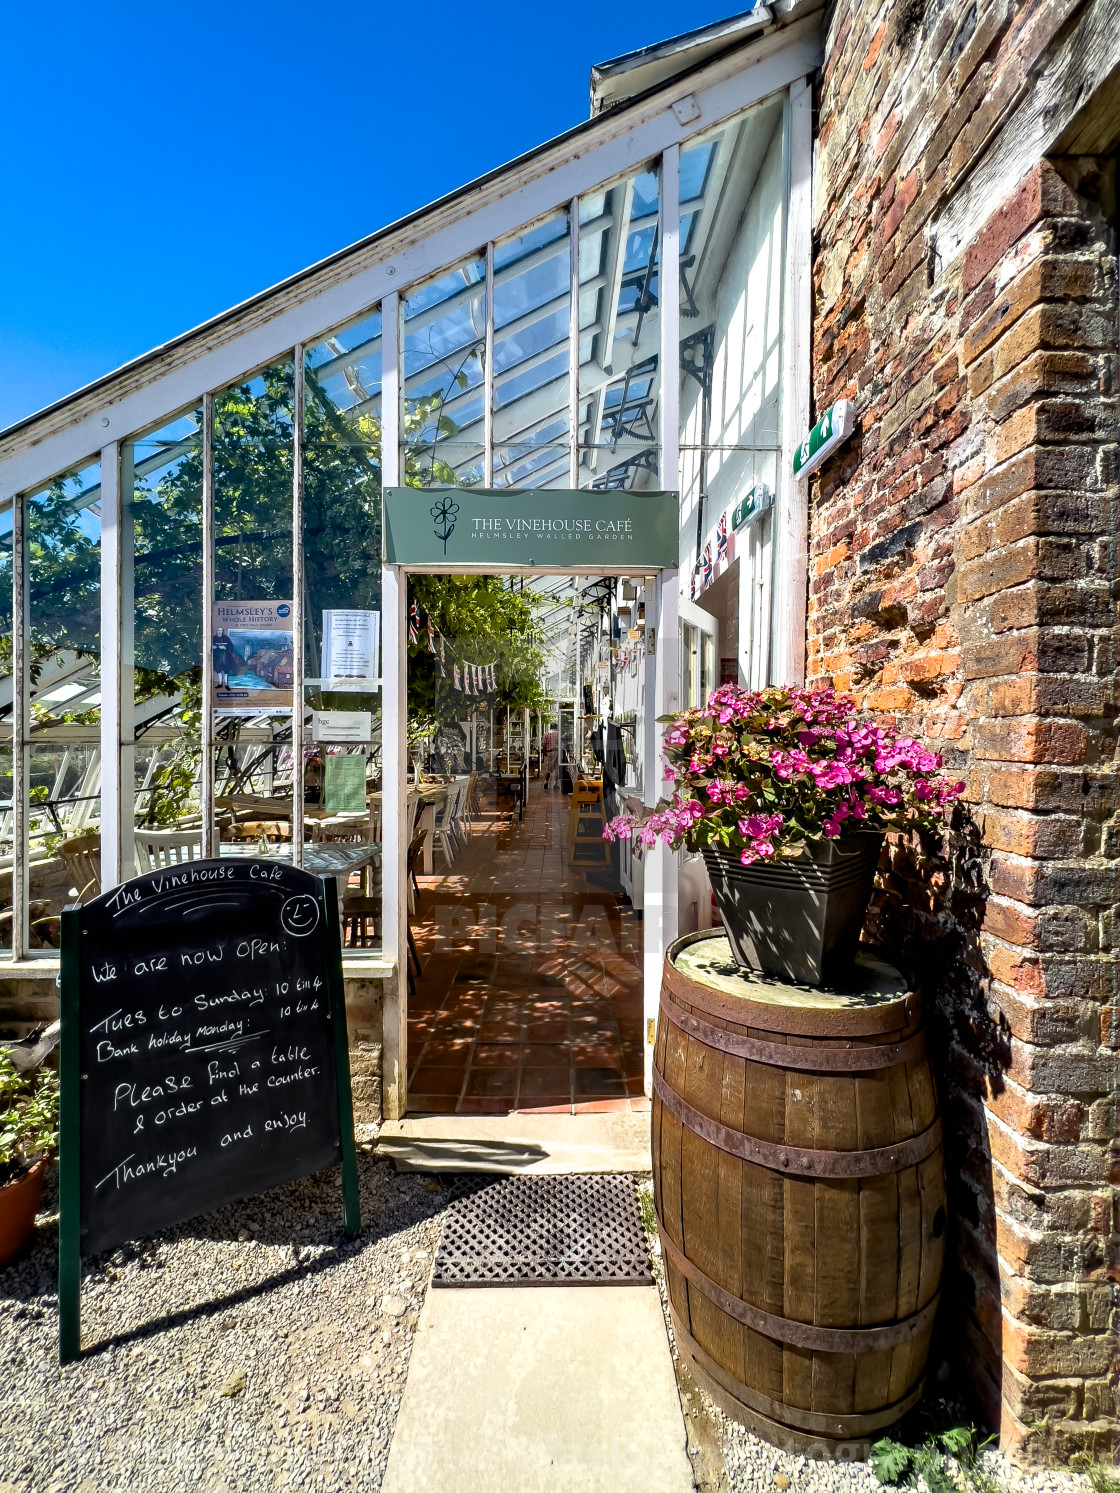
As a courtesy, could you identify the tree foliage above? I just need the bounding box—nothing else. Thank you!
[407,575,550,730]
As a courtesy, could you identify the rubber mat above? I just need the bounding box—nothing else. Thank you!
[432,1173,652,1286]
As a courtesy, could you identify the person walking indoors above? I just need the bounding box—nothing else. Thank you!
[541,722,559,790]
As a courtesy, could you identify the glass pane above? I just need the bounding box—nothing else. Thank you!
[212,362,295,857]
[578,165,661,491]
[492,213,571,491]
[125,413,204,868]
[24,461,102,945]
[679,97,785,655]
[403,257,485,488]
[0,497,11,949]
[302,313,383,942]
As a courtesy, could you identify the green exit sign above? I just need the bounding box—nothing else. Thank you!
[792,399,855,477]
[731,484,772,532]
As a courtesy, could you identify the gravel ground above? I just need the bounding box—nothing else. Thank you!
[3,1161,1101,1493]
[1,1142,453,1493]
[636,1181,1096,1493]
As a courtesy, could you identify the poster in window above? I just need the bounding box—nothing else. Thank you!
[321,610,379,689]
[212,601,294,714]
[323,754,367,814]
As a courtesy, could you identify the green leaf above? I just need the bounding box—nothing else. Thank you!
[913,1446,955,1493]
[870,1439,913,1485]
[938,1425,976,1464]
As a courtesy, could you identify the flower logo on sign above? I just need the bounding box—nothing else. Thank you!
[430,493,460,554]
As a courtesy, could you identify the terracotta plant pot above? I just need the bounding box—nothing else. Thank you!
[702,833,884,986]
[0,1157,47,1268]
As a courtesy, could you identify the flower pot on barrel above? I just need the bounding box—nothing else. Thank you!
[605,685,964,1453]
[0,1040,59,1268]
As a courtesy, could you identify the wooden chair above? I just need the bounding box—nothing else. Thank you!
[342,891,380,947]
[432,783,463,866]
[59,833,102,903]
[134,828,204,873]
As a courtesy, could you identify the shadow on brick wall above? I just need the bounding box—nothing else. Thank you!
[866,810,1011,1429]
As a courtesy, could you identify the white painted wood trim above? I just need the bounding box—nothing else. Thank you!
[643,568,680,1095]
[380,564,407,1121]
[660,143,681,499]
[484,242,495,487]
[292,346,306,867]
[379,291,408,1121]
[568,196,580,487]
[200,393,216,858]
[0,25,822,500]
[11,488,26,959]
[772,75,812,687]
[99,441,128,889]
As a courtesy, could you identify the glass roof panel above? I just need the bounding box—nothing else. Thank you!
[492,211,570,491]
[404,256,485,488]
[577,162,662,492]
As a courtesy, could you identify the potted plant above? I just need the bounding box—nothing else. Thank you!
[604,685,963,985]
[0,1050,59,1267]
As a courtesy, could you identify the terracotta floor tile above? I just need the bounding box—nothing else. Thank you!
[520,1043,570,1069]
[571,1045,622,1068]
[409,1066,465,1095]
[465,1068,516,1097]
[629,1097,651,1113]
[526,1020,569,1042]
[457,1097,514,1115]
[573,1097,633,1114]
[573,1067,626,1097]
[471,1043,520,1069]
[518,1069,572,1099]
[406,784,644,1114]
[418,1037,474,1063]
[477,1020,522,1042]
[406,1094,459,1114]
[515,1101,573,1115]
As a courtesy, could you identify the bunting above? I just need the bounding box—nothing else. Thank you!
[406,601,501,695]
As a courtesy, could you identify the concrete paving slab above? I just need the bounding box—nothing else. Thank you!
[381,1285,693,1493]
[376,1112,652,1174]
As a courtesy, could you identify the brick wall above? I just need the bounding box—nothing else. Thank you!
[810,0,1119,1460]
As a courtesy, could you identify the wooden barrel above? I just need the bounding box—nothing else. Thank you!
[653,930,945,1455]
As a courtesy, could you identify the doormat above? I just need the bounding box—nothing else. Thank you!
[432,1173,652,1286]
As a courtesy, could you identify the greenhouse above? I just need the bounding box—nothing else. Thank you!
[0,7,817,1121]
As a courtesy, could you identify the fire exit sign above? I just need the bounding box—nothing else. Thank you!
[792,400,855,478]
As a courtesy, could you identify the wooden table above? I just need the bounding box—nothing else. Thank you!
[369,784,448,875]
[219,842,380,879]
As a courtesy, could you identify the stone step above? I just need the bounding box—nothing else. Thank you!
[376,1112,652,1175]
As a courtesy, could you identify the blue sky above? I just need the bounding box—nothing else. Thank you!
[0,1,746,434]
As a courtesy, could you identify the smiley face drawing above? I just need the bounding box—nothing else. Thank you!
[280,894,320,938]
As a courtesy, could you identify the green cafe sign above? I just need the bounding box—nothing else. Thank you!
[383,488,679,569]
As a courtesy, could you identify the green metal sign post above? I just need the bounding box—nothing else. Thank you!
[383,487,679,570]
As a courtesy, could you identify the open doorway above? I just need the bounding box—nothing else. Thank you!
[403,573,647,1117]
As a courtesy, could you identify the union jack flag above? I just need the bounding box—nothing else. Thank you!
[408,601,419,645]
[426,616,437,654]
[716,513,728,564]
[453,664,461,690]
[702,542,713,590]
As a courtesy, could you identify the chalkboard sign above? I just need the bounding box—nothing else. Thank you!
[58,860,359,1361]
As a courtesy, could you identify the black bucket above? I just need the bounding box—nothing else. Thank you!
[702,834,884,986]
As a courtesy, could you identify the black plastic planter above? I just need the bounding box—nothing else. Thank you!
[701,833,884,986]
